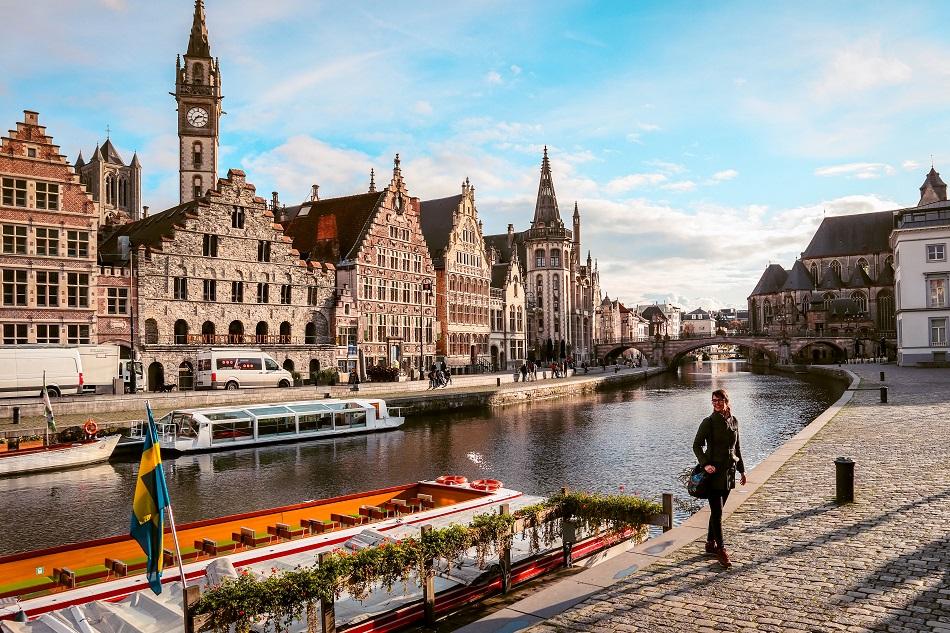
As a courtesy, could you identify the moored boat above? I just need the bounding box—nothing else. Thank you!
[132,396,404,453]
[0,435,120,477]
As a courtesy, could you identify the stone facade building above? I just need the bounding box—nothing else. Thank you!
[487,245,526,370]
[74,139,142,225]
[683,308,716,337]
[282,158,437,376]
[599,296,648,342]
[420,179,492,369]
[0,110,100,347]
[100,169,337,391]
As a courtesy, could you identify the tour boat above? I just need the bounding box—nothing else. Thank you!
[0,436,120,477]
[133,397,405,454]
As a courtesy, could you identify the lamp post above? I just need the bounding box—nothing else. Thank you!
[420,278,432,377]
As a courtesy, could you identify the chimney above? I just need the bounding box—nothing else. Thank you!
[142,205,149,218]
[507,223,515,248]
[310,184,319,202]
[271,191,280,211]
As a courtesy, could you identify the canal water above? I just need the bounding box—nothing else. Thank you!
[0,362,843,555]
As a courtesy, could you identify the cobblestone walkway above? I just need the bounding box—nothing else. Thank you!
[531,366,950,633]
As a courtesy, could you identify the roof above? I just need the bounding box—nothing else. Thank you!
[640,305,668,320]
[918,167,948,206]
[419,194,462,268]
[187,0,212,57]
[827,298,865,317]
[99,201,199,264]
[846,265,874,288]
[781,260,814,291]
[491,262,510,289]
[484,231,527,275]
[283,191,384,264]
[818,264,843,290]
[750,264,788,296]
[532,147,562,227]
[877,263,895,285]
[801,211,893,259]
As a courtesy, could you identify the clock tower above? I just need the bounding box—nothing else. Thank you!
[174,0,221,204]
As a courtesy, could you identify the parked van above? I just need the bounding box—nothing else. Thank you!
[195,348,293,390]
[0,346,83,398]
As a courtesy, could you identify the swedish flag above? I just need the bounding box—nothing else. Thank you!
[130,402,170,595]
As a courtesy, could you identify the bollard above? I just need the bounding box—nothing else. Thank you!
[12,406,20,425]
[662,493,673,533]
[880,371,885,382]
[496,377,501,386]
[834,457,854,503]
[880,386,888,403]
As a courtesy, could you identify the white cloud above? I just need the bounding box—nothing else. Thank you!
[99,0,126,9]
[413,100,433,116]
[814,162,895,179]
[812,38,912,100]
[645,160,687,174]
[661,180,697,192]
[902,160,920,171]
[510,65,522,75]
[710,169,738,183]
[485,71,503,85]
[604,172,667,193]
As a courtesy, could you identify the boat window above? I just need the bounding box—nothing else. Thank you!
[205,410,252,421]
[298,412,333,433]
[335,409,367,428]
[172,413,198,438]
[211,419,253,443]
[287,403,332,413]
[257,415,296,436]
[247,405,292,417]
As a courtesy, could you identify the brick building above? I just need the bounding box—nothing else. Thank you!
[0,110,100,347]
[420,179,492,369]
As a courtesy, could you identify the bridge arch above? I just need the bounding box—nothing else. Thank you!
[791,339,848,364]
[667,338,777,368]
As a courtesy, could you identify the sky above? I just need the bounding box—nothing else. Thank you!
[2,0,946,310]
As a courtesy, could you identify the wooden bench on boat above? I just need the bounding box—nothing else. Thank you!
[196,538,237,556]
[359,505,390,521]
[232,527,275,548]
[383,499,411,515]
[410,493,435,510]
[164,546,202,567]
[106,555,148,577]
[57,564,111,588]
[267,522,307,540]
[301,518,340,534]
[0,575,57,599]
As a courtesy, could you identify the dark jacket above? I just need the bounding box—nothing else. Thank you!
[693,412,745,492]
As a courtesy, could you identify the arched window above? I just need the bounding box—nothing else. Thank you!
[550,249,561,267]
[144,318,159,344]
[192,62,204,84]
[535,249,545,268]
[192,141,203,169]
[823,292,835,311]
[282,358,294,372]
[877,289,895,331]
[517,307,524,331]
[193,175,203,200]
[801,295,810,316]
[201,320,215,343]
[884,255,894,270]
[536,275,543,308]
[305,322,317,344]
[174,319,189,344]
[830,260,841,280]
[851,291,868,313]
[105,175,114,205]
[449,275,455,292]
[785,295,796,319]
[229,320,245,344]
[763,300,773,325]
[256,321,268,342]
[279,321,291,343]
[856,258,869,276]
[809,263,819,285]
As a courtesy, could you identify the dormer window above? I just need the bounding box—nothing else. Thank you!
[27,148,36,158]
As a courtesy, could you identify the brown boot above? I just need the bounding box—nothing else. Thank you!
[716,547,732,568]
[705,540,717,554]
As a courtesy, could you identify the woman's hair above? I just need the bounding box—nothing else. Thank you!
[712,388,729,402]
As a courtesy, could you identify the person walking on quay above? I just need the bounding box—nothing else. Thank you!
[693,388,746,568]
[520,362,528,382]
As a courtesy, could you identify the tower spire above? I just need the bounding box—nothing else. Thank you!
[532,145,562,226]
[187,0,211,57]
[369,168,376,193]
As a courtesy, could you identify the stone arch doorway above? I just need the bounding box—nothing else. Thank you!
[283,358,294,372]
[490,345,499,371]
[147,362,164,392]
[305,322,317,344]
[178,361,194,391]
[309,358,320,382]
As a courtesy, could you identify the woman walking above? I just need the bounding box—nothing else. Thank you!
[693,388,746,568]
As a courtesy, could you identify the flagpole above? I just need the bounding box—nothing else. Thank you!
[42,371,49,447]
[147,399,188,590]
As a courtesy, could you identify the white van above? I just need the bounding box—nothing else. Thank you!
[0,346,83,398]
[195,348,293,390]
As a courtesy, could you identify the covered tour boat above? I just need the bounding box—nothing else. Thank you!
[0,436,120,477]
[131,397,404,453]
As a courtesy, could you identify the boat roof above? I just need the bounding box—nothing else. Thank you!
[170,397,390,416]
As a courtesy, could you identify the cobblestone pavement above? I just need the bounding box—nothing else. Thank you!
[531,365,950,633]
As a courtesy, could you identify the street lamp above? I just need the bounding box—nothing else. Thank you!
[420,278,432,377]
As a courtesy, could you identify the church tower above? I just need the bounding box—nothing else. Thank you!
[174,0,222,204]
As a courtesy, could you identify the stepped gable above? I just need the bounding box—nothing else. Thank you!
[846,265,874,288]
[418,194,463,267]
[750,264,788,296]
[282,191,385,264]
[918,166,948,206]
[781,260,815,291]
[801,211,893,259]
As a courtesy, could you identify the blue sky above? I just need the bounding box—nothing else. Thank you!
[2,0,946,309]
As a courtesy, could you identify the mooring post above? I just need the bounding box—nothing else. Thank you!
[880,386,888,403]
[880,371,885,381]
[834,457,855,504]
[662,493,673,533]
[318,552,336,633]
[499,503,512,593]
[422,524,436,627]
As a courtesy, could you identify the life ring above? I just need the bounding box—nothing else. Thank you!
[83,420,98,436]
[435,475,468,486]
[470,479,502,492]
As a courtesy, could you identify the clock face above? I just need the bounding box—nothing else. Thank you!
[187,107,209,128]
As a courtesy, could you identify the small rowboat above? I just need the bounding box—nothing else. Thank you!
[0,436,120,477]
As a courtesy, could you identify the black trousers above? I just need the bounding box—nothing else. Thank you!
[706,490,731,547]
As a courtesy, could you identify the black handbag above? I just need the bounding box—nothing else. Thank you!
[686,464,708,498]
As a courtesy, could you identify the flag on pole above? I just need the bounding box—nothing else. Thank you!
[130,402,170,594]
[41,371,56,434]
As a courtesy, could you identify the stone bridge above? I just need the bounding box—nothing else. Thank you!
[594,335,887,368]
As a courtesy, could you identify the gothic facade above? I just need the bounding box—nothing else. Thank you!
[74,139,142,225]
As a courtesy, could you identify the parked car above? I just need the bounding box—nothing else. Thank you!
[0,346,83,398]
[195,348,293,390]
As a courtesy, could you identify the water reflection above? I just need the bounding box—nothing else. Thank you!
[0,362,841,555]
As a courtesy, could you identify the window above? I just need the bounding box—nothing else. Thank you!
[1,178,27,207]
[257,282,269,303]
[850,291,867,313]
[35,227,59,256]
[517,307,523,331]
[377,249,385,267]
[930,318,948,347]
[231,281,243,303]
[192,142,203,168]
[3,323,27,344]
[536,276,543,308]
[856,258,870,275]
[830,259,841,279]
[67,273,90,308]
[2,225,26,254]
[35,182,59,210]
[107,287,129,314]
[66,324,91,344]
[362,277,372,299]
[231,206,245,229]
[926,244,946,262]
[535,249,545,268]
[307,286,321,306]
[36,271,59,307]
[36,324,60,344]
[2,269,27,306]
[389,281,398,302]
[280,284,291,305]
[202,234,218,257]
[67,230,89,258]
[203,279,217,302]
[551,249,561,267]
[257,240,271,262]
[928,277,947,308]
[377,278,386,300]
[27,148,36,158]
[174,277,188,300]
[192,176,203,200]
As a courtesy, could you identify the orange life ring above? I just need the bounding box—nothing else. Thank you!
[470,479,502,492]
[83,420,98,436]
[435,475,468,486]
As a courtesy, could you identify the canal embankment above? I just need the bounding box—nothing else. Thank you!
[0,366,667,433]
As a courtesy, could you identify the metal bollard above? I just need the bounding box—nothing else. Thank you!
[880,371,885,382]
[880,386,888,403]
[12,406,20,425]
[496,377,501,386]
[834,457,854,503]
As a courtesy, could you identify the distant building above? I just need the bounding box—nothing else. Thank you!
[892,167,950,366]
[683,308,716,337]
[639,305,670,338]
[636,303,682,338]
[74,139,142,225]
[487,246,526,370]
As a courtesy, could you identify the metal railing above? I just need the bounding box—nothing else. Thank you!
[143,334,323,346]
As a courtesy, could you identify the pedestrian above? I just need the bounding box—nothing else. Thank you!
[692,388,746,568]
[444,365,453,386]
[520,362,528,382]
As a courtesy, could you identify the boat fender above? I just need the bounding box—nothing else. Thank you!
[470,479,502,492]
[435,475,468,486]
[83,420,99,436]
